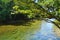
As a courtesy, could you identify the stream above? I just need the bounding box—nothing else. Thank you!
[27,18,60,40]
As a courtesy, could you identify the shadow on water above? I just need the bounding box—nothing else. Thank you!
[0,19,35,26]
[0,13,36,26]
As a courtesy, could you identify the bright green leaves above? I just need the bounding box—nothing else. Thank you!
[13,5,19,10]
[38,0,54,6]
[19,10,32,14]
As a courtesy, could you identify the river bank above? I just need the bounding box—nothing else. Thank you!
[54,25,60,37]
[53,20,60,37]
[0,20,41,40]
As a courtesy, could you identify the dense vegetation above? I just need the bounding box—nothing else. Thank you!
[0,0,60,28]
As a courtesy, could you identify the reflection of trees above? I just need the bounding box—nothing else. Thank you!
[43,18,60,29]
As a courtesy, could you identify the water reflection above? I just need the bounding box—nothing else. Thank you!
[27,19,60,40]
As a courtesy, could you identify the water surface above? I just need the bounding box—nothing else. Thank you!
[26,19,60,40]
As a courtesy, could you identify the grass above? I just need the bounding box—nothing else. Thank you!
[0,20,41,40]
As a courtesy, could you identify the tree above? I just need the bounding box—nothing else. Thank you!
[0,0,60,28]
[35,0,60,28]
[0,0,14,22]
[12,0,60,28]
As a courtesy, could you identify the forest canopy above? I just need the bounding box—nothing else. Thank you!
[0,0,60,24]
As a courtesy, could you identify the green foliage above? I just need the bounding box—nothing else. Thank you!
[0,0,60,21]
[0,0,14,21]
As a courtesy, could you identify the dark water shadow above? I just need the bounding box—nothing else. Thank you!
[0,19,35,26]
